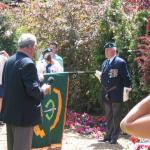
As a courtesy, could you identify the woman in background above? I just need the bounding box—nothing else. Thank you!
[44,52,63,73]
[36,49,63,82]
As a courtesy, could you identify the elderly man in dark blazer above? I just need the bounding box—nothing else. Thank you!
[101,42,131,144]
[2,33,51,150]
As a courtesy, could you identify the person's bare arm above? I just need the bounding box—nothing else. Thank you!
[120,95,150,139]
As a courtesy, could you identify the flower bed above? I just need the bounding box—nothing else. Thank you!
[65,110,106,139]
[128,136,150,150]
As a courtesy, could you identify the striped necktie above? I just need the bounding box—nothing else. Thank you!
[103,59,110,72]
[106,59,110,67]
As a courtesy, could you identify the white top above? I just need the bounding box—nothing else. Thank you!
[36,60,47,82]
[47,60,64,73]
[36,59,64,82]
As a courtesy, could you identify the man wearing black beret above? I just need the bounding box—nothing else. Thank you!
[100,42,131,144]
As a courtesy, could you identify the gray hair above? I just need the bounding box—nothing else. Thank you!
[18,33,37,48]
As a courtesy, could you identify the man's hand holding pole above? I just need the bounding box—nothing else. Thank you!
[41,77,54,95]
[41,84,51,95]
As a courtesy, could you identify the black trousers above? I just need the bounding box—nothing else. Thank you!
[6,124,33,150]
[104,101,122,141]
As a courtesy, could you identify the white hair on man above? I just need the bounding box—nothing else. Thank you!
[18,33,37,48]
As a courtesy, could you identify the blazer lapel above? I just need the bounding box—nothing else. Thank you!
[102,59,110,73]
[109,56,116,67]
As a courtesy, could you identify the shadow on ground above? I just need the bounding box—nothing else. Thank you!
[0,126,131,150]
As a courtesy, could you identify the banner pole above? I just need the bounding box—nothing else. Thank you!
[67,71,95,74]
[44,71,96,75]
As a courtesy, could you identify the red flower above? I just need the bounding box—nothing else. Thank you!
[146,16,150,32]
[130,135,139,144]
[0,2,7,10]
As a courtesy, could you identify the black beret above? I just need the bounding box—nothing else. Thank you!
[104,42,116,48]
[42,48,52,56]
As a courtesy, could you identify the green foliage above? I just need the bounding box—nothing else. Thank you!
[2,0,150,114]
[1,0,11,4]
[15,26,29,39]
[0,14,16,54]
[128,10,150,107]
[134,36,150,92]
[134,10,149,36]
[95,0,150,110]
[3,0,105,114]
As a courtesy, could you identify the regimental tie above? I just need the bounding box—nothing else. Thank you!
[103,59,110,73]
[106,59,110,68]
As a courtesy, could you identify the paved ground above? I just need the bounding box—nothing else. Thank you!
[0,125,131,150]
[0,124,7,150]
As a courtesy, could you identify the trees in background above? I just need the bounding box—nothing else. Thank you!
[0,0,150,114]
[0,8,16,55]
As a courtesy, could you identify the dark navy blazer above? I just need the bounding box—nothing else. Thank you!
[101,56,131,102]
[3,52,44,126]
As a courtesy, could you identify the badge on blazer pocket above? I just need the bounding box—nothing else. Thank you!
[109,69,118,78]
